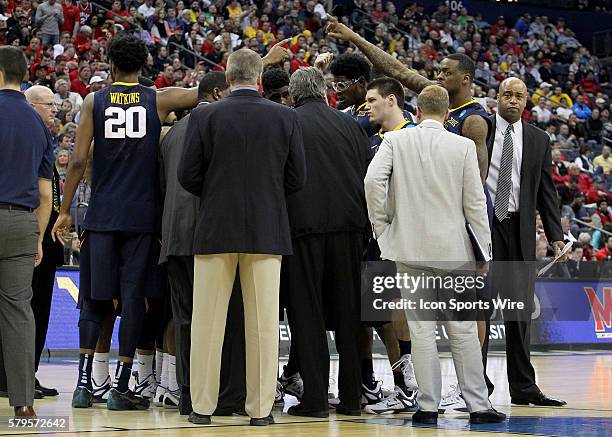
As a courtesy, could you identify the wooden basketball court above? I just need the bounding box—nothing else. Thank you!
[1,351,610,436]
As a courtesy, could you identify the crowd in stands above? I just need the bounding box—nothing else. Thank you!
[2,0,612,268]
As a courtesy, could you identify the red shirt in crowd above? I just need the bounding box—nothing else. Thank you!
[62,2,80,34]
[595,246,612,261]
[596,210,612,226]
[290,58,309,73]
[71,78,89,97]
[154,75,174,89]
[561,173,593,194]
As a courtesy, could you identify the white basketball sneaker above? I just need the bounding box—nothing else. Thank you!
[391,354,418,390]
[439,384,468,413]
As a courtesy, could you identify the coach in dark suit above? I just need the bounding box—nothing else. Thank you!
[283,67,369,418]
[178,48,306,426]
[484,77,567,406]
[160,72,250,416]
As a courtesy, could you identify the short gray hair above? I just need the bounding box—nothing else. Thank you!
[289,67,326,105]
[417,85,449,116]
[226,49,263,85]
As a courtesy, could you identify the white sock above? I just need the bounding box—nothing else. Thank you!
[137,352,154,381]
[161,352,169,389]
[92,352,110,387]
[155,350,164,384]
[168,355,178,392]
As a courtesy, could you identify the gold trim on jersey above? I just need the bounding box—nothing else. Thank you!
[449,99,479,113]
[112,82,139,86]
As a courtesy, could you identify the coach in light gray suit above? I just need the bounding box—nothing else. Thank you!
[365,85,505,425]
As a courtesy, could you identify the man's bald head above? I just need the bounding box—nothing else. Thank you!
[25,85,57,128]
[497,78,527,124]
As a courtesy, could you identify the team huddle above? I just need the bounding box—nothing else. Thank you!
[39,17,566,426]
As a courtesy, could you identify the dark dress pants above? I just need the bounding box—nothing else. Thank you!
[284,232,362,410]
[484,215,540,399]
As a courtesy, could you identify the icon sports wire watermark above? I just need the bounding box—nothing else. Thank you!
[361,261,610,323]
[0,416,70,431]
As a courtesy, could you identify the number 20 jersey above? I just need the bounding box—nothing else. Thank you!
[86,82,162,232]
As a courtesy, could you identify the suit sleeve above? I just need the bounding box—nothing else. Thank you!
[536,133,564,242]
[284,114,306,195]
[364,136,393,238]
[462,139,492,259]
[178,111,206,197]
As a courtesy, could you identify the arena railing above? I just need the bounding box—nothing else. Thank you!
[572,218,612,237]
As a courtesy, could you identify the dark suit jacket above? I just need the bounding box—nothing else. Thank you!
[178,89,306,255]
[159,113,200,263]
[487,116,563,261]
[288,98,370,239]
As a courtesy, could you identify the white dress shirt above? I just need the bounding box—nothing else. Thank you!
[486,113,523,213]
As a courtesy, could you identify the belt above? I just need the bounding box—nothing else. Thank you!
[0,203,34,212]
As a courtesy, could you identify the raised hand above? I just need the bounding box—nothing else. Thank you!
[314,52,334,71]
[263,38,292,66]
[326,16,358,42]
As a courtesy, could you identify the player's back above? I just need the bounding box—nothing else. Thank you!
[445,99,492,143]
[86,82,162,232]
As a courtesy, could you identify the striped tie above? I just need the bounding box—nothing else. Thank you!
[494,124,514,221]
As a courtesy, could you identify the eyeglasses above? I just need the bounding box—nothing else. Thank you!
[332,77,362,93]
[31,102,58,109]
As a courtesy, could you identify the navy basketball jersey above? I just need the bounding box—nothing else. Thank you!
[369,115,417,153]
[344,101,375,137]
[85,82,162,232]
[444,99,492,144]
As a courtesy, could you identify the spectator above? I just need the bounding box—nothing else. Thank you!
[593,146,612,175]
[573,95,592,120]
[594,235,612,261]
[595,200,612,226]
[61,0,79,35]
[55,149,69,188]
[585,177,611,204]
[586,109,604,141]
[290,48,309,72]
[54,78,83,110]
[35,0,64,46]
[70,63,90,97]
[533,99,552,125]
[155,64,175,89]
[137,0,156,19]
[532,82,552,106]
[574,145,594,173]
[552,148,569,183]
[550,86,573,108]
[557,124,578,151]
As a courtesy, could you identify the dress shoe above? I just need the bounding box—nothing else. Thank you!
[14,406,36,417]
[470,408,507,424]
[412,409,438,424]
[36,379,59,397]
[288,404,329,418]
[511,392,567,407]
[34,389,44,399]
[335,404,361,416]
[188,412,211,425]
[250,414,274,426]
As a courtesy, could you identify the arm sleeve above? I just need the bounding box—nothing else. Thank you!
[284,114,306,195]
[364,136,393,238]
[177,111,205,196]
[537,134,564,242]
[38,128,54,180]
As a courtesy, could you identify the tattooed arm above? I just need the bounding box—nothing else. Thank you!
[326,17,433,93]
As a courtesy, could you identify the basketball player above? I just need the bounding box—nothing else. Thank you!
[362,78,418,415]
[51,34,207,410]
[329,54,416,410]
[327,19,493,411]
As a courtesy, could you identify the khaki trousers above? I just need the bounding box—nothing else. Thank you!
[190,253,281,418]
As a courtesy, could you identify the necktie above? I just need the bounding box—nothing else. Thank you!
[494,124,514,221]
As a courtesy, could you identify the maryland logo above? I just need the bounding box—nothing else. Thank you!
[583,287,612,339]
